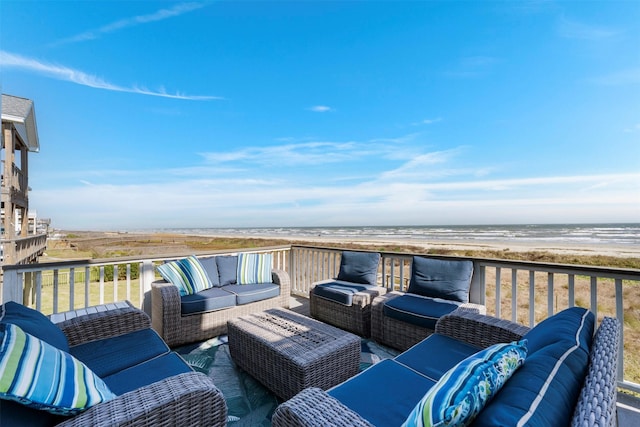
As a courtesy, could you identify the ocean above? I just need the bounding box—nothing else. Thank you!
[154,223,640,247]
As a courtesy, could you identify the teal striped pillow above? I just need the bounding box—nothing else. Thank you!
[237,253,273,285]
[157,255,212,296]
[402,340,527,427]
[0,323,116,416]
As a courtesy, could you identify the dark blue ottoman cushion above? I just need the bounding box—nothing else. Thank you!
[474,307,595,427]
[329,359,436,426]
[337,251,381,286]
[395,334,480,380]
[383,294,460,330]
[181,287,237,315]
[223,283,280,305]
[103,352,192,395]
[407,257,473,303]
[69,328,170,377]
[0,301,69,352]
[313,282,380,306]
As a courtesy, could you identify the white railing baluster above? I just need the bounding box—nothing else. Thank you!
[495,267,501,318]
[590,276,598,319]
[69,267,75,311]
[126,264,131,302]
[548,272,554,316]
[529,270,536,326]
[53,269,59,314]
[113,265,118,302]
[511,269,518,323]
[568,274,575,308]
[99,266,105,304]
[84,266,90,308]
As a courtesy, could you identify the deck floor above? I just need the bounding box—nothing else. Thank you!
[285,295,640,426]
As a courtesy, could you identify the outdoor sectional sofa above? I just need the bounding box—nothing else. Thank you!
[273,307,621,427]
[0,300,227,427]
[151,252,290,347]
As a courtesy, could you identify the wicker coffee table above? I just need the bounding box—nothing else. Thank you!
[227,308,361,400]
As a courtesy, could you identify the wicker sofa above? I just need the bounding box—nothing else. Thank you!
[371,256,486,351]
[273,307,621,427]
[151,253,290,347]
[0,301,227,427]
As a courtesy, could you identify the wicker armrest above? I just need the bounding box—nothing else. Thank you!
[52,301,151,347]
[272,269,291,296]
[435,309,531,348]
[272,387,373,427]
[56,372,227,427]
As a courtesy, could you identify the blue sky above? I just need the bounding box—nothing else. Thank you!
[2,1,639,230]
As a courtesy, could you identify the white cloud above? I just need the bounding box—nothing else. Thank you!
[0,51,221,100]
[308,105,333,112]
[557,17,619,41]
[51,2,208,45]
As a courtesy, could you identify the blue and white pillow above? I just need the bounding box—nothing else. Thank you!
[237,253,273,285]
[403,340,527,427]
[157,255,212,296]
[0,323,116,416]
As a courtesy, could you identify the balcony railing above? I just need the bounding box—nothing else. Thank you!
[1,244,638,395]
[0,233,47,265]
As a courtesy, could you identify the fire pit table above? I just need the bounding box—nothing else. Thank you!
[227,308,361,400]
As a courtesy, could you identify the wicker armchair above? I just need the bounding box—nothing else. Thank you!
[309,251,386,337]
[272,310,621,427]
[371,256,485,351]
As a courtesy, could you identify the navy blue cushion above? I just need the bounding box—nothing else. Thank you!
[0,301,69,352]
[216,255,238,286]
[329,359,436,426]
[337,251,381,286]
[222,284,280,305]
[198,256,221,287]
[69,328,169,377]
[474,307,595,427]
[0,400,67,427]
[407,257,473,303]
[181,287,237,315]
[383,294,460,330]
[395,334,480,380]
[103,352,192,395]
[313,282,379,306]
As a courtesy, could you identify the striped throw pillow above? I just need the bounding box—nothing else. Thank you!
[237,253,273,285]
[402,340,527,427]
[157,255,212,296]
[0,323,116,416]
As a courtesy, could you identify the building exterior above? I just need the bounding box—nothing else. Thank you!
[1,94,47,266]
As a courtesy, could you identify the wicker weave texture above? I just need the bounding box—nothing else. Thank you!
[436,309,530,349]
[228,308,360,401]
[54,301,152,347]
[271,387,374,427]
[152,268,291,347]
[309,285,386,337]
[56,372,227,427]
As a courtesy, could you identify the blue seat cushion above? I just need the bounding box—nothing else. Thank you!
[222,283,280,305]
[313,281,380,306]
[407,257,473,303]
[181,287,237,315]
[329,359,436,426]
[69,328,170,377]
[0,301,69,352]
[103,353,193,395]
[199,255,221,287]
[383,294,460,330]
[474,307,595,427]
[337,251,381,285]
[395,334,480,380]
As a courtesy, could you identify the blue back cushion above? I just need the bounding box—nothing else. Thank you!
[337,251,381,286]
[473,307,595,427]
[216,255,238,286]
[407,257,473,303]
[0,301,69,352]
[198,256,221,287]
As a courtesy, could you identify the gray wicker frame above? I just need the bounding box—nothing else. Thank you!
[50,302,228,427]
[272,310,621,427]
[151,269,290,347]
[228,308,361,401]
[309,284,387,338]
[370,291,486,351]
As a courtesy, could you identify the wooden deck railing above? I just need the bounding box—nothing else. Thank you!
[0,233,47,265]
[1,244,638,394]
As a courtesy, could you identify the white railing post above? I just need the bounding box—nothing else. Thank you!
[1,269,23,304]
